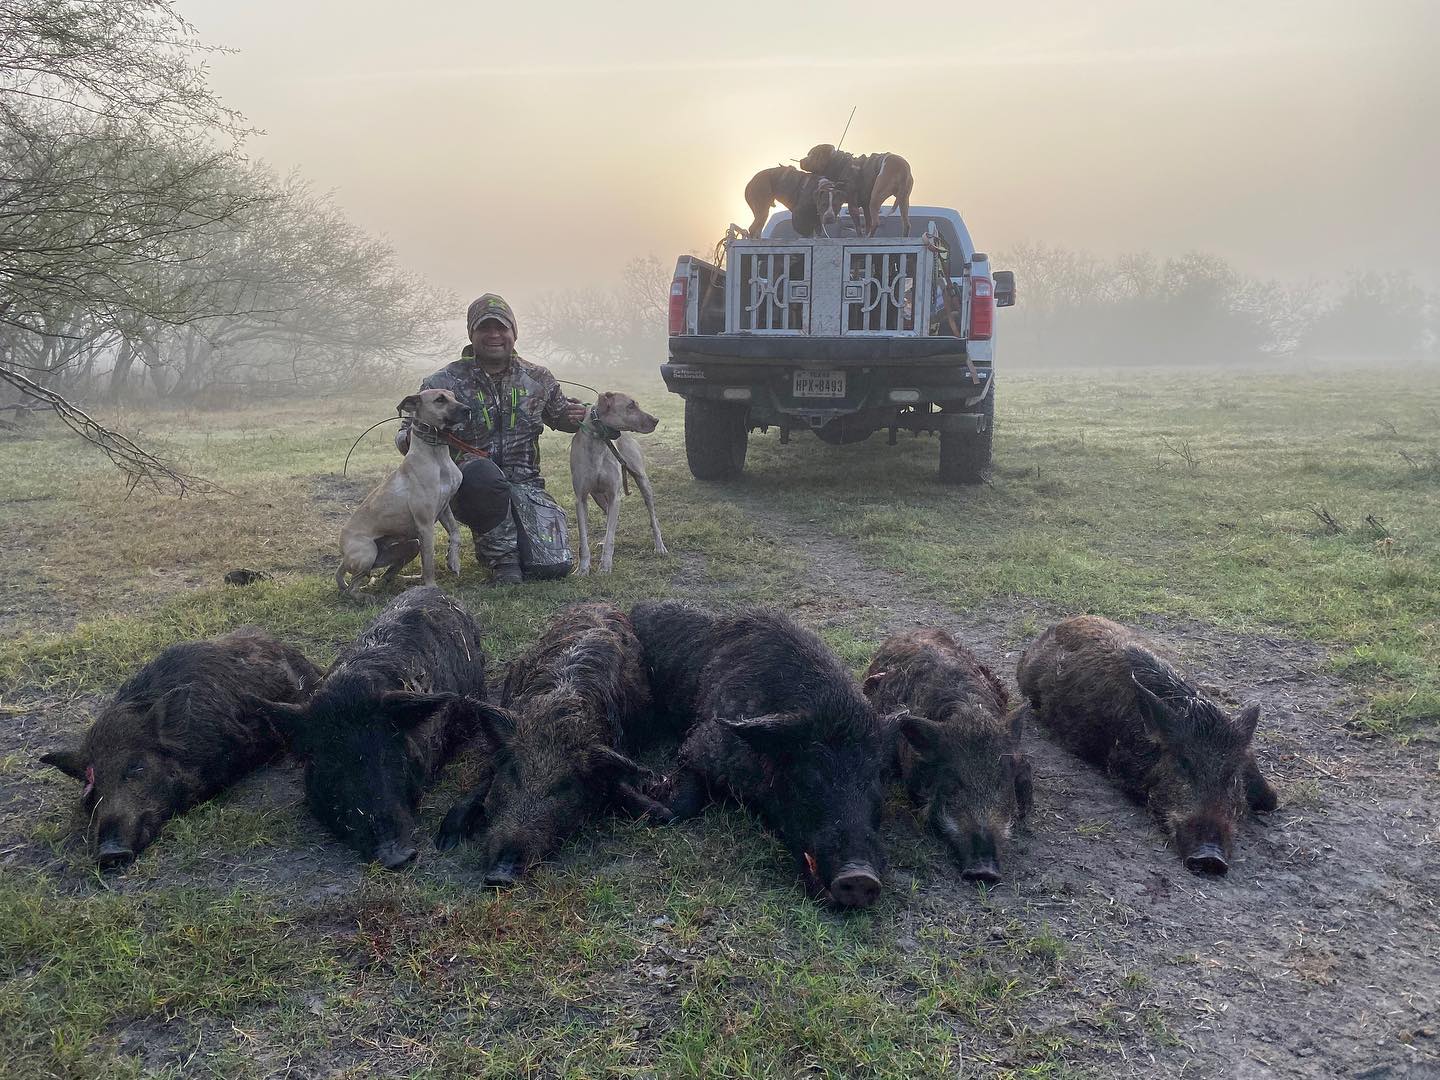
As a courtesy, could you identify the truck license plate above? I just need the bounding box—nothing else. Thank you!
[793,370,846,398]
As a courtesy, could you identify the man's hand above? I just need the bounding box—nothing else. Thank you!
[563,400,588,425]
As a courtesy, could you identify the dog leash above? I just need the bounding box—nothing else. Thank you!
[341,417,492,478]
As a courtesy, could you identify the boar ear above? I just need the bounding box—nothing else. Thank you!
[149,686,192,745]
[714,712,807,753]
[499,663,519,708]
[468,702,516,749]
[861,669,887,696]
[1009,754,1034,819]
[379,690,456,728]
[588,745,650,783]
[1132,680,1176,736]
[396,393,422,416]
[1233,704,1261,742]
[899,713,947,759]
[241,694,309,745]
[40,747,87,781]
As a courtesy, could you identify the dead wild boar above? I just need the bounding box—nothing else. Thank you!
[248,586,485,870]
[864,627,1032,884]
[649,607,894,909]
[1017,615,1278,875]
[630,599,723,744]
[436,602,664,884]
[40,628,320,870]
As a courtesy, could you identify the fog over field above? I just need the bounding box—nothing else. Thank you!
[186,0,1438,304]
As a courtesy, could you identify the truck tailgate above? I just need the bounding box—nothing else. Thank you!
[668,335,970,366]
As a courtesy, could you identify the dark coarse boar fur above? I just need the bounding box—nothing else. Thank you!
[436,602,665,884]
[863,627,1032,884]
[248,587,485,870]
[630,600,723,743]
[1017,615,1279,876]
[40,628,320,871]
[653,607,894,909]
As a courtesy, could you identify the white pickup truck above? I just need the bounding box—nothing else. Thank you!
[662,205,1015,483]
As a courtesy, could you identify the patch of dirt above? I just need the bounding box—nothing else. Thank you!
[733,493,1440,1080]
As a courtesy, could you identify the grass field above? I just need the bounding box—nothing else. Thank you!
[1,362,1437,1078]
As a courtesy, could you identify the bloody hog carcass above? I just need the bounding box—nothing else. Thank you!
[644,606,894,909]
[40,628,320,870]
[247,586,486,869]
[864,627,1032,884]
[436,602,664,884]
[1017,615,1279,875]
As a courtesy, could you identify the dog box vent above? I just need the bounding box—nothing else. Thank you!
[727,246,812,334]
[839,246,930,336]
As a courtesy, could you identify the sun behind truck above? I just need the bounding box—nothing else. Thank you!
[662,205,1015,484]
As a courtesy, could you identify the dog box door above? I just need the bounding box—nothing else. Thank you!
[839,244,932,335]
[727,245,812,334]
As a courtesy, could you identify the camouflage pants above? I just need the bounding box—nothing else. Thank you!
[473,479,571,577]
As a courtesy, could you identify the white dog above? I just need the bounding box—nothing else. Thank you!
[570,391,666,574]
[336,389,470,597]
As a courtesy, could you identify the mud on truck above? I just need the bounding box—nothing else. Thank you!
[662,207,1015,483]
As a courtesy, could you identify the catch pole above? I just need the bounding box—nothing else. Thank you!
[837,106,857,150]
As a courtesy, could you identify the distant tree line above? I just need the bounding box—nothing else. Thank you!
[529,248,1436,376]
[1,0,451,413]
[990,244,1436,366]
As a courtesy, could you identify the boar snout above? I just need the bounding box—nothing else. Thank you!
[484,849,522,887]
[829,862,883,909]
[97,839,136,870]
[375,840,418,871]
[961,858,1001,885]
[1184,844,1229,876]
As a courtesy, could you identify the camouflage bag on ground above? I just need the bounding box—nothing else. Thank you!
[510,484,573,579]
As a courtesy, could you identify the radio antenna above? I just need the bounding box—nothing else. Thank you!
[836,106,856,150]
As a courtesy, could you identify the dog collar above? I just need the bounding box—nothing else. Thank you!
[409,421,448,446]
[580,405,622,442]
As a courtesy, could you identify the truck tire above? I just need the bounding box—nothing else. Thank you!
[938,384,994,485]
[685,399,748,480]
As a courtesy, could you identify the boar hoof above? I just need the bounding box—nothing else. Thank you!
[97,842,136,871]
[376,842,418,871]
[961,859,1001,885]
[1184,844,1229,876]
[829,863,883,909]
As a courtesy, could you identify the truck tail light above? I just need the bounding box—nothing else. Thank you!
[668,276,688,335]
[969,276,994,341]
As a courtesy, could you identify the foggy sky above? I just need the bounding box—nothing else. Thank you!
[187,0,1437,314]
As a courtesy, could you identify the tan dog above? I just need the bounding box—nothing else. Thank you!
[570,391,666,575]
[799,144,914,237]
[336,389,471,597]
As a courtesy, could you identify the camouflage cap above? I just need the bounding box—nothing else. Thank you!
[466,293,518,340]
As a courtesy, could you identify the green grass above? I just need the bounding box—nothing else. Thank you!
[1,363,1436,1075]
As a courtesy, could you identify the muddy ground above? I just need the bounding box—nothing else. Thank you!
[726,498,1440,1078]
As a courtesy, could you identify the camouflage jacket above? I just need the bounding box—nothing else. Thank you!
[398,345,579,484]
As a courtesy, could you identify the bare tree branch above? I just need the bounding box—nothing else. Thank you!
[0,365,221,494]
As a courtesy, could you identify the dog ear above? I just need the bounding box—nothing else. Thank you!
[396,394,422,416]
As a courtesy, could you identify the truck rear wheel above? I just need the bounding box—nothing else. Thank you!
[685,399,748,480]
[938,384,995,485]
